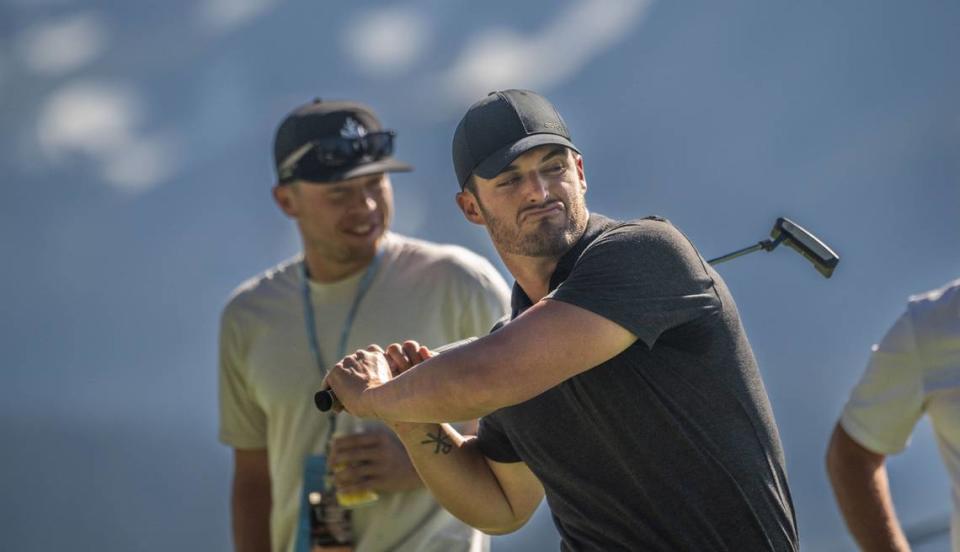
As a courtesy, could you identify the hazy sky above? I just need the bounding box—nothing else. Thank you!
[1,0,958,550]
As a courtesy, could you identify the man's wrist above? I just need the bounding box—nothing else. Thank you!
[363,381,387,420]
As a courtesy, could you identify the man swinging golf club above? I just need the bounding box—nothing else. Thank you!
[323,89,800,551]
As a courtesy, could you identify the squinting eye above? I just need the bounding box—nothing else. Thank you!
[544,164,565,174]
[497,176,521,188]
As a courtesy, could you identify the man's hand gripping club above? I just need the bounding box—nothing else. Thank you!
[321,345,392,419]
[322,341,432,419]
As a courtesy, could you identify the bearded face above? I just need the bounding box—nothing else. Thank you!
[477,185,587,258]
[465,146,588,259]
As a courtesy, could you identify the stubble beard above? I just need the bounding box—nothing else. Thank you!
[480,195,589,258]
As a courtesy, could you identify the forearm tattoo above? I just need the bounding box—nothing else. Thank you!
[421,428,453,454]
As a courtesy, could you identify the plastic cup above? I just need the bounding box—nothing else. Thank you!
[332,462,379,508]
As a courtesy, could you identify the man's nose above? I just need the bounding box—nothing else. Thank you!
[354,189,378,211]
[523,170,550,202]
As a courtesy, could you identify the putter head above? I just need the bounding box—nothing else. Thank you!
[770,217,840,278]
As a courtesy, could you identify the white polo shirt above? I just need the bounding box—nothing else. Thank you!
[840,278,960,550]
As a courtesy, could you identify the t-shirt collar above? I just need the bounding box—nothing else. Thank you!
[509,212,617,317]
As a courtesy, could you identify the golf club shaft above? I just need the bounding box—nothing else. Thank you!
[707,241,768,265]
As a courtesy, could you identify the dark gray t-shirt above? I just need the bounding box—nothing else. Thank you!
[476,214,798,551]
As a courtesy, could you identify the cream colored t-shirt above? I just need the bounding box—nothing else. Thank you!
[219,233,510,552]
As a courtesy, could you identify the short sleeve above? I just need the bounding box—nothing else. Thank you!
[548,220,721,348]
[476,414,522,463]
[218,304,268,449]
[840,309,925,455]
[488,314,511,334]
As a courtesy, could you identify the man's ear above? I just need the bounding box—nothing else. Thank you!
[575,154,587,194]
[455,190,485,225]
[272,184,298,218]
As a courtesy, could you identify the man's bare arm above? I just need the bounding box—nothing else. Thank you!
[354,299,635,422]
[391,422,544,534]
[825,423,911,552]
[231,448,271,552]
[371,341,542,534]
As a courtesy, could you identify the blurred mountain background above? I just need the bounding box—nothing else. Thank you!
[1,0,957,549]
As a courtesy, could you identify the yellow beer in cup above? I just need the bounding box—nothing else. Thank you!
[333,415,380,508]
[333,462,379,508]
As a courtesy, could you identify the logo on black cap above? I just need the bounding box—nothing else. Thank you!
[273,100,412,184]
[340,117,368,139]
[451,89,580,189]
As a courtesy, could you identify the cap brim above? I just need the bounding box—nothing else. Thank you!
[474,134,580,180]
[299,157,413,184]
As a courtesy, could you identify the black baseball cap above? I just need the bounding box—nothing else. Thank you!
[273,99,412,184]
[452,89,579,188]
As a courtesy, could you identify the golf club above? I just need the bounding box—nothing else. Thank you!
[316,217,840,412]
[707,217,840,278]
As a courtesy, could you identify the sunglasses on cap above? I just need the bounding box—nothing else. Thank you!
[278,131,396,183]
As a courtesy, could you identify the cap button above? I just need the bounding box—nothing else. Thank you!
[312,97,323,103]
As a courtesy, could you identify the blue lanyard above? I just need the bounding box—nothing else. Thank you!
[300,249,384,376]
[299,248,383,491]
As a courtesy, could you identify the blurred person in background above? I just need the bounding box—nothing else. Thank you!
[218,98,510,552]
[827,278,960,551]
[323,89,799,551]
